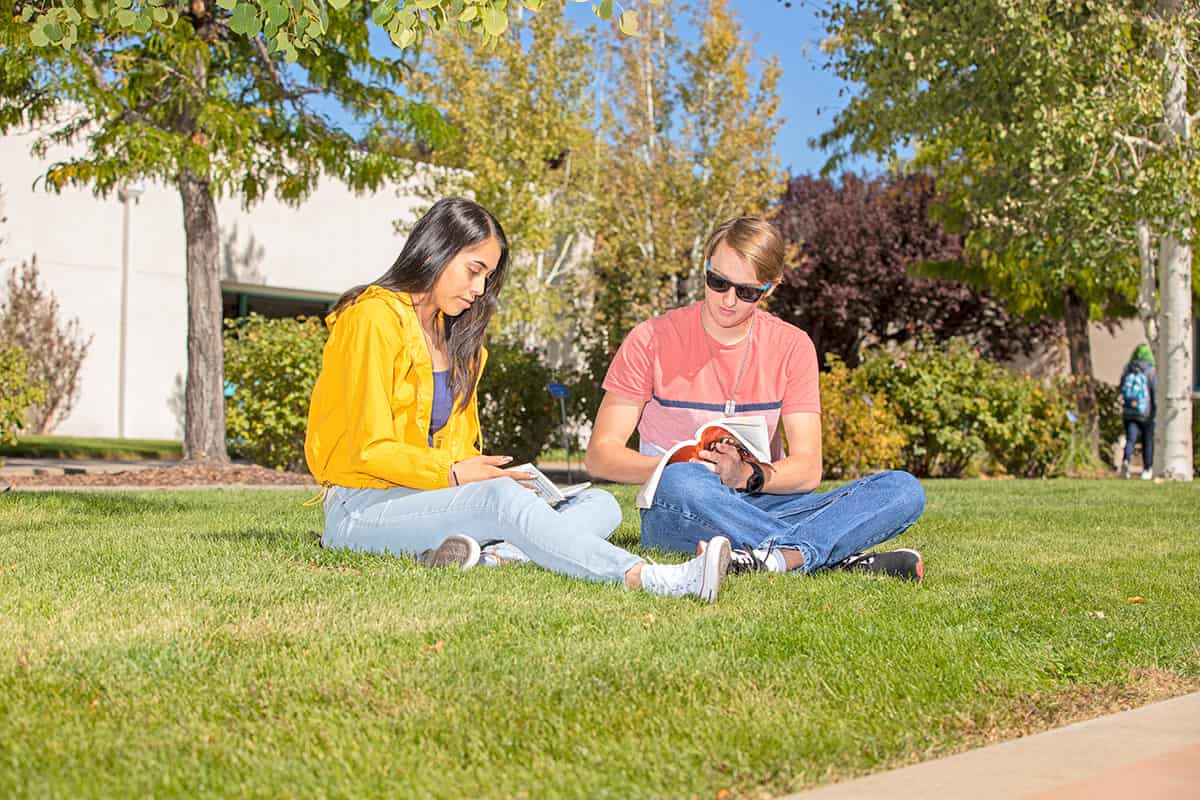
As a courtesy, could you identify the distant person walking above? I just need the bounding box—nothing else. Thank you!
[1119,343,1157,480]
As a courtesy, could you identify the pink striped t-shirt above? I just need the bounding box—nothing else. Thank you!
[602,302,820,457]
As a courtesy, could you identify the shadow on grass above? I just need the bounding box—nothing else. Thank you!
[2,489,215,516]
[194,526,317,547]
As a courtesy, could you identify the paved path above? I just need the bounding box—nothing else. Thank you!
[0,457,166,477]
[788,691,1200,800]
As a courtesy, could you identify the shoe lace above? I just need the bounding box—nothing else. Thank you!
[838,551,868,570]
[729,541,775,573]
[759,540,778,572]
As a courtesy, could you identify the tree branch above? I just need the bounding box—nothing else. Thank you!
[75,48,112,92]
[1115,131,1162,153]
[253,36,287,95]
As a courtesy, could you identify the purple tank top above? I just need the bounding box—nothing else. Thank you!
[429,370,452,444]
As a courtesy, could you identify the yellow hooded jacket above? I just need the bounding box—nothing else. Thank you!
[304,286,485,490]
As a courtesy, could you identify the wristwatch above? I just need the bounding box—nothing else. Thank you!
[739,462,765,495]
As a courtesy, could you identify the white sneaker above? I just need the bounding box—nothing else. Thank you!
[1141,469,1153,480]
[640,536,731,603]
[418,534,481,570]
[479,540,530,567]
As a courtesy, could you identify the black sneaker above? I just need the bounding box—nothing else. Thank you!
[696,540,773,574]
[418,534,481,570]
[837,549,923,582]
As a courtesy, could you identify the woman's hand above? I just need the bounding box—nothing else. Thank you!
[450,455,533,486]
[696,441,753,490]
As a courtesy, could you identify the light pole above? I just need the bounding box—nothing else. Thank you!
[117,184,144,439]
[546,382,571,483]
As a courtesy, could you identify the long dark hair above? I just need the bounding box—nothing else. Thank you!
[332,197,510,410]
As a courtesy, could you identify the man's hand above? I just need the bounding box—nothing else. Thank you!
[695,441,754,490]
[451,455,533,486]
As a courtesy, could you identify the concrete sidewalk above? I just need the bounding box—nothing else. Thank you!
[789,691,1200,799]
[0,456,167,477]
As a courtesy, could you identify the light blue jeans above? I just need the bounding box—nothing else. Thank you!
[640,464,926,572]
[322,478,640,583]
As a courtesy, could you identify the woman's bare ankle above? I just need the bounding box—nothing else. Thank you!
[624,562,643,590]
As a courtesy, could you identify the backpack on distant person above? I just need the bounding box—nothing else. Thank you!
[1121,367,1151,419]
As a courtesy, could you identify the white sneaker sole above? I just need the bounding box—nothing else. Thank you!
[421,535,481,570]
[699,536,731,603]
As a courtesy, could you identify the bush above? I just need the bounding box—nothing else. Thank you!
[982,375,1074,478]
[222,319,570,470]
[478,339,559,464]
[0,258,92,434]
[857,340,995,477]
[857,339,1074,478]
[819,355,906,478]
[0,342,45,447]
[1193,401,1200,471]
[224,315,327,471]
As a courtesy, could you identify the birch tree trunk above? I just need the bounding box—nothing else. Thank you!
[1155,0,1193,480]
[1135,220,1159,348]
[178,169,229,465]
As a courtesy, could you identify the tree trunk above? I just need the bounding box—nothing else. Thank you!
[1155,0,1194,480]
[1063,287,1100,460]
[178,169,229,465]
[1135,220,1159,347]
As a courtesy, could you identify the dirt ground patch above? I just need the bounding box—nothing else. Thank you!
[949,667,1200,748]
[2,462,315,489]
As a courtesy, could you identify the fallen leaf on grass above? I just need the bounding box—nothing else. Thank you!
[641,614,656,627]
[1127,597,1148,604]
[422,640,445,655]
[716,790,731,800]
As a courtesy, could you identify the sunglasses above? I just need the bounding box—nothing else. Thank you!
[704,261,773,303]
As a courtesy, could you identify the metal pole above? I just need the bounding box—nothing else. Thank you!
[559,395,570,483]
[117,184,143,439]
[117,189,131,438]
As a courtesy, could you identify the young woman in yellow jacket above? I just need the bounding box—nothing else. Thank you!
[304,198,731,602]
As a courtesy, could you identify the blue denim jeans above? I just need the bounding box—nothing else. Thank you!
[1122,418,1154,469]
[640,463,925,572]
[323,479,640,583]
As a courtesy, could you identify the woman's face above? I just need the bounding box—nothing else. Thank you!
[430,237,502,317]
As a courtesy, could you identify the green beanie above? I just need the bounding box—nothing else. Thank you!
[1132,343,1155,365]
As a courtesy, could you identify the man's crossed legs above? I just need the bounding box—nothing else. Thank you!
[640,463,926,580]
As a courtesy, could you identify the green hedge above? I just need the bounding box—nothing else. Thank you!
[0,343,44,448]
[478,340,560,464]
[222,318,564,470]
[224,315,327,471]
[855,339,1074,478]
[819,354,906,478]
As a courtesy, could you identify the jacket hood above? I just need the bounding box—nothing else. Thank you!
[324,286,412,331]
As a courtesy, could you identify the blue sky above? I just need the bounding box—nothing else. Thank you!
[730,0,860,176]
[333,1,871,178]
[558,0,871,177]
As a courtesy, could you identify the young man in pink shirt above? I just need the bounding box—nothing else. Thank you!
[585,216,926,579]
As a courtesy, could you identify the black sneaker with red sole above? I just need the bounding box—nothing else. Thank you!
[836,549,923,582]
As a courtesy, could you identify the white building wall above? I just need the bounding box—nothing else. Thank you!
[1,125,423,439]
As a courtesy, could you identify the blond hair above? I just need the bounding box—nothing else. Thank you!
[703,216,785,284]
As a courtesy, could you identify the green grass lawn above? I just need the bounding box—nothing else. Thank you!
[0,434,182,461]
[1,480,1197,798]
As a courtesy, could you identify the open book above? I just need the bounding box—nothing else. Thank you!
[506,463,592,508]
[635,416,772,509]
